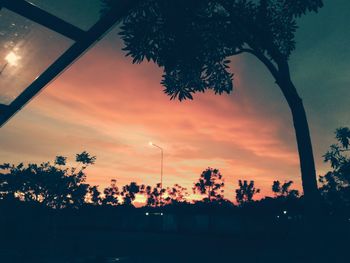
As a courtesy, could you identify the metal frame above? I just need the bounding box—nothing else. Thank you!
[0,0,137,127]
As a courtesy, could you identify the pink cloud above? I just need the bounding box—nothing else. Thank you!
[1,39,303,201]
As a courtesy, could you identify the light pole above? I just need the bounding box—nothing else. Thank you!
[149,141,163,205]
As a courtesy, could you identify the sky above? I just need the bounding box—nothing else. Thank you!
[0,0,349,202]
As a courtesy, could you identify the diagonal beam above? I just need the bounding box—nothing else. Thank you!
[0,104,9,114]
[0,0,139,127]
[1,0,86,41]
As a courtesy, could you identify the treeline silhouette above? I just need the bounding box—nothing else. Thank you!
[0,153,296,210]
[0,128,349,262]
[1,128,350,217]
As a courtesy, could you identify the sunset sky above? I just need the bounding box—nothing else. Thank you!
[0,0,349,202]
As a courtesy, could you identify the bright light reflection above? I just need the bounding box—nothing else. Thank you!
[5,51,21,66]
[148,141,153,146]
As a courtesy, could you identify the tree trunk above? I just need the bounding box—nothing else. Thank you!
[275,66,320,215]
[252,53,321,215]
[208,186,211,202]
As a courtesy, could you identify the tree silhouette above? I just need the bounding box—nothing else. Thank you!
[88,185,102,205]
[102,179,120,206]
[236,180,260,206]
[143,183,166,207]
[193,167,224,202]
[320,127,350,212]
[272,180,299,198]
[76,151,96,166]
[0,152,96,209]
[121,182,144,206]
[323,127,350,169]
[55,156,67,166]
[104,0,324,212]
[165,184,189,204]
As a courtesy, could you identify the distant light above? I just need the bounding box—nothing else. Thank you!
[160,212,163,216]
[5,51,21,66]
[277,215,280,219]
[145,212,149,216]
[283,210,287,215]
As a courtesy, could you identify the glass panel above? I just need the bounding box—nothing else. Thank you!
[27,0,102,31]
[0,8,74,105]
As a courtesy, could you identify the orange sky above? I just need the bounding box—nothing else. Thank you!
[1,2,350,203]
[0,38,303,201]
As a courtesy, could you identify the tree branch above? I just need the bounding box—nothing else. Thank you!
[246,49,280,80]
[231,48,255,56]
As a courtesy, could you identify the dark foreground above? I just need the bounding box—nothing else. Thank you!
[0,224,349,263]
[1,203,349,262]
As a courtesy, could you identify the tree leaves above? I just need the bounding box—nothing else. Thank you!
[76,151,96,165]
[272,180,299,198]
[107,0,324,101]
[193,167,225,202]
[320,127,350,211]
[121,182,142,206]
[103,179,120,206]
[0,153,96,209]
[55,156,67,166]
[283,0,323,17]
[335,127,350,149]
[235,180,260,205]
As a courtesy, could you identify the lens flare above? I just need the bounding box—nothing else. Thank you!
[5,51,21,66]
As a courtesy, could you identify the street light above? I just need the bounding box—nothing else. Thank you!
[149,141,164,204]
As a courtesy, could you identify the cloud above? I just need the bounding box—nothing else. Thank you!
[1,33,304,201]
[2,1,349,203]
